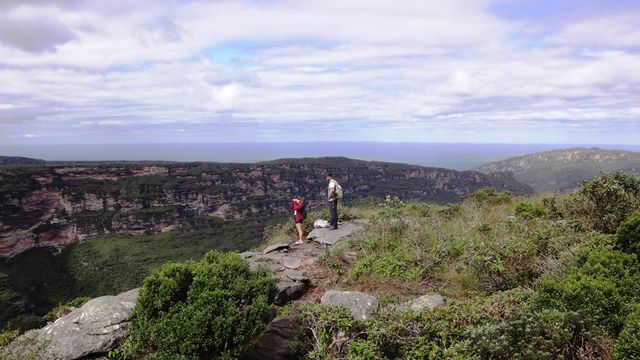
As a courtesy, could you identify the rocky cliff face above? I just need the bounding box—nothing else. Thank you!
[0,157,531,257]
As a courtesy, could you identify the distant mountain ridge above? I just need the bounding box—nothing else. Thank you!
[474,147,640,193]
[0,156,46,166]
[0,157,531,257]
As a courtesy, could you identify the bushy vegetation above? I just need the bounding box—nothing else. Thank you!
[124,251,276,359]
[614,304,640,359]
[535,248,640,332]
[469,308,607,360]
[567,172,640,233]
[294,173,640,359]
[295,289,531,359]
[616,211,640,257]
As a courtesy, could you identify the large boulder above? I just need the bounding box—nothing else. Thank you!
[282,269,310,284]
[274,270,311,305]
[239,316,299,360]
[275,281,308,305]
[321,290,379,319]
[4,289,139,360]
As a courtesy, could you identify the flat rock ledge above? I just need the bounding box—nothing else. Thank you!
[307,219,368,245]
[263,242,290,255]
[321,290,379,319]
[5,289,139,360]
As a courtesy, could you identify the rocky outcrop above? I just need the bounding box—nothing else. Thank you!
[4,289,138,360]
[1,158,531,257]
[321,291,379,319]
[239,316,299,360]
[275,270,311,305]
[275,281,308,305]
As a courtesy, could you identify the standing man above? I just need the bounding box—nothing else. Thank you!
[326,173,342,230]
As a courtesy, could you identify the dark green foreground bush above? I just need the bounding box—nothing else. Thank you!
[126,251,276,359]
[469,308,605,360]
[535,248,640,333]
[569,172,640,234]
[616,211,640,257]
[615,304,640,359]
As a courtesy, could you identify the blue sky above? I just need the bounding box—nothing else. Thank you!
[0,0,639,145]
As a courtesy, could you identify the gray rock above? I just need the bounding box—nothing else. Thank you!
[393,293,445,313]
[307,220,367,246]
[253,253,288,262]
[282,256,303,269]
[282,269,310,283]
[239,316,299,360]
[263,243,290,255]
[275,281,308,305]
[248,260,284,272]
[5,288,139,360]
[320,290,379,319]
[240,251,259,259]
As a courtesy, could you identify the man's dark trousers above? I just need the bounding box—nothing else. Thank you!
[329,199,339,229]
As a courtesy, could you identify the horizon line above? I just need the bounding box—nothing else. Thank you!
[2,142,639,146]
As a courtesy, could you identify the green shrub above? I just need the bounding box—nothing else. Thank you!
[295,304,470,360]
[614,304,640,359]
[515,202,545,219]
[568,172,640,233]
[469,308,606,359]
[616,211,640,257]
[0,329,19,347]
[128,251,276,359]
[463,188,512,205]
[296,304,365,360]
[535,248,640,332]
[348,221,422,282]
[464,234,541,292]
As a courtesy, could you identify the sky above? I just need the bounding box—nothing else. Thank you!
[1,0,639,145]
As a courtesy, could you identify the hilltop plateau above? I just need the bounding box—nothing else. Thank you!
[475,147,640,193]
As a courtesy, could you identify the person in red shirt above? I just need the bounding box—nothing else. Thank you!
[291,195,306,244]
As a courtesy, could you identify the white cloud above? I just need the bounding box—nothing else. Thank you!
[211,83,242,110]
[0,0,638,144]
[550,13,640,48]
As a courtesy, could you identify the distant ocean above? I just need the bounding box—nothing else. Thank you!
[2,143,640,170]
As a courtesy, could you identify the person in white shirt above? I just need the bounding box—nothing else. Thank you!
[326,173,339,230]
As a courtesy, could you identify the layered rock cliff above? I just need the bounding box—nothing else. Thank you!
[0,157,531,257]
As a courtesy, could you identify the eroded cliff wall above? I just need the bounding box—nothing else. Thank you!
[0,158,531,257]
